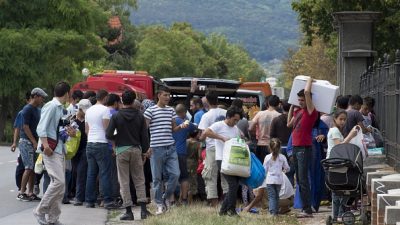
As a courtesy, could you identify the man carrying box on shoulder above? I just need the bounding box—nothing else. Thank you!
[287,77,318,218]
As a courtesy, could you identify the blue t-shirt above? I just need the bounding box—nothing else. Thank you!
[13,110,24,129]
[173,117,196,155]
[194,109,206,125]
[108,108,118,151]
[20,104,41,141]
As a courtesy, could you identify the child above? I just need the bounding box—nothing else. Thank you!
[264,138,290,216]
[186,130,202,203]
[327,109,358,222]
[360,104,375,148]
[360,104,372,128]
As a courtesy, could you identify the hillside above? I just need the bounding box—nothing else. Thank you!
[129,0,300,64]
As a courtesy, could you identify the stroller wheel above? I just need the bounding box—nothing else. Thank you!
[342,211,355,225]
[326,216,333,225]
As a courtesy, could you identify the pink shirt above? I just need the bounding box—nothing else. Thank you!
[251,110,281,146]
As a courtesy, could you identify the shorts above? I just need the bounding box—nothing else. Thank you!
[19,138,35,170]
[178,155,189,182]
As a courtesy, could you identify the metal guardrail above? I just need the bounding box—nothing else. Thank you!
[359,50,400,171]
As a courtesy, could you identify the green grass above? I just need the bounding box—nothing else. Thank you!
[144,204,299,225]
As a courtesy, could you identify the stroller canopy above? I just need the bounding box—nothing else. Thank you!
[329,143,363,170]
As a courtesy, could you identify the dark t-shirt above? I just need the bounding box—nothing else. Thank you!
[344,109,364,137]
[74,118,87,155]
[20,104,41,141]
[270,114,292,146]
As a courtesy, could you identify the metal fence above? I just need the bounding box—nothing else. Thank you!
[359,50,400,170]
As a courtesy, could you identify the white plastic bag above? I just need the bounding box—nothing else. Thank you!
[221,138,251,177]
[350,126,367,159]
[363,132,376,148]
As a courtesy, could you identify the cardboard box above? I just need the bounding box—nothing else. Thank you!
[288,75,339,114]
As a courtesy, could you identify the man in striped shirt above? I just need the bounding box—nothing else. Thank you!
[144,86,188,215]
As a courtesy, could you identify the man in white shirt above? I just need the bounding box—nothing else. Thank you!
[198,91,228,207]
[84,90,118,209]
[203,106,243,216]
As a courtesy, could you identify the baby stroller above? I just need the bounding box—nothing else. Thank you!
[321,143,369,225]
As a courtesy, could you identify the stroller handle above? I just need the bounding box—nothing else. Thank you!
[321,158,355,169]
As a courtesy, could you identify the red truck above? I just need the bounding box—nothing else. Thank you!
[72,70,161,100]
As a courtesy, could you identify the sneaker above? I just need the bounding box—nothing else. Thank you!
[120,212,134,221]
[104,202,120,209]
[141,209,152,220]
[227,209,239,217]
[33,210,47,225]
[155,204,164,215]
[86,203,95,208]
[16,193,25,201]
[164,200,175,211]
[297,212,313,218]
[33,184,40,195]
[19,193,32,202]
[48,221,65,225]
[29,194,41,201]
[73,201,83,206]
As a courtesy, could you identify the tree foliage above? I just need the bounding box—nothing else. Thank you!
[130,0,299,62]
[292,0,400,57]
[134,23,265,81]
[282,37,336,90]
[0,0,109,140]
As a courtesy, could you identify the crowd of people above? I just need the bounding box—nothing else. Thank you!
[10,77,379,224]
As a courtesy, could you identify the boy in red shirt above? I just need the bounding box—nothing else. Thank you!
[287,77,318,218]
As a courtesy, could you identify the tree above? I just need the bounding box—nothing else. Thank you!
[292,0,400,57]
[0,0,109,141]
[134,23,265,80]
[282,37,336,90]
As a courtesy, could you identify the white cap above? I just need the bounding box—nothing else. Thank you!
[77,99,92,113]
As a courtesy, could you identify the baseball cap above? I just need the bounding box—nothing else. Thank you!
[77,99,92,113]
[31,88,48,98]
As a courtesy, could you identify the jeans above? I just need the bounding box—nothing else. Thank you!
[63,169,72,201]
[72,151,87,203]
[150,144,180,204]
[110,153,120,200]
[43,171,50,194]
[255,145,269,163]
[267,184,281,215]
[217,160,240,214]
[332,193,349,219]
[16,154,24,190]
[85,142,113,205]
[293,146,312,213]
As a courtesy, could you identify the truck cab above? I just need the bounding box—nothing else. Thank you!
[72,70,161,100]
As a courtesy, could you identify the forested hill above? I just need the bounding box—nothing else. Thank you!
[130,0,300,63]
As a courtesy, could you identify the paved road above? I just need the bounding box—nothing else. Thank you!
[0,145,108,225]
[0,145,36,219]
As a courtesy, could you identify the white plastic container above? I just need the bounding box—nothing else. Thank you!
[288,75,339,114]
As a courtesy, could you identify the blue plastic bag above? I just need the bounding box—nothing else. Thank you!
[244,152,266,189]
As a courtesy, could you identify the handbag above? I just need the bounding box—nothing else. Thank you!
[40,137,58,151]
[65,130,81,160]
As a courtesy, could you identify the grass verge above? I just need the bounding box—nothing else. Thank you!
[143,204,299,225]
